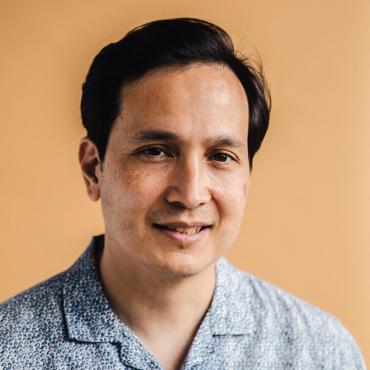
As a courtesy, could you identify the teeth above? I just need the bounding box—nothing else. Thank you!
[167,226,202,234]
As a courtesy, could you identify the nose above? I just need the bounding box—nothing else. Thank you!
[165,155,211,210]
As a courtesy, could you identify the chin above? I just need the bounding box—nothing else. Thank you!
[145,251,217,281]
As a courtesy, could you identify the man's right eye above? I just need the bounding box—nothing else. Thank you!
[137,147,173,159]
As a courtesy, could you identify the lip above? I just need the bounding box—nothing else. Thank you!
[156,221,212,228]
[152,222,212,244]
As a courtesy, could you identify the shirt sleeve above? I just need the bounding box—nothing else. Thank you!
[328,317,367,370]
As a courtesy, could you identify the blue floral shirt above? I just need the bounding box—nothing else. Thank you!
[0,236,366,369]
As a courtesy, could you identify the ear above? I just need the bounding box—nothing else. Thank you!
[78,137,102,201]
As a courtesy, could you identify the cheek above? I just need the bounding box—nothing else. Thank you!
[102,167,167,213]
[212,172,249,218]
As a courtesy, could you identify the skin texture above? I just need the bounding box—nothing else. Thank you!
[79,63,250,370]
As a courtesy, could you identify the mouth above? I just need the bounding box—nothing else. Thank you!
[152,223,212,243]
[153,224,211,234]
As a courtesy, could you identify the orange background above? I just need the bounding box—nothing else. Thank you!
[1,0,369,365]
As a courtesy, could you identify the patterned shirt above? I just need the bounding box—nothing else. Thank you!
[0,235,366,369]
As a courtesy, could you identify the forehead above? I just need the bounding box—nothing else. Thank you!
[113,63,249,143]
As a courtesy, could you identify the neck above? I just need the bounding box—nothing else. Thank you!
[98,236,217,338]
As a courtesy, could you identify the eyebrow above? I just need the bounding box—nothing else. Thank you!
[211,135,245,149]
[130,130,179,143]
[130,129,245,149]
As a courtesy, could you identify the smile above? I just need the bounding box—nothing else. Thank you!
[153,223,212,243]
[158,225,203,234]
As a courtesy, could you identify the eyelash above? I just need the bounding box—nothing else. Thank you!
[138,146,174,159]
[137,146,236,164]
[208,152,234,163]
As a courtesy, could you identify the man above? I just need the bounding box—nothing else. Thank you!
[0,18,366,370]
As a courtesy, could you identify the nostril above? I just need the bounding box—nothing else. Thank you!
[164,168,211,210]
[167,200,186,210]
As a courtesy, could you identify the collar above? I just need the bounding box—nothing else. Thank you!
[62,235,255,345]
[209,257,258,336]
[62,235,126,343]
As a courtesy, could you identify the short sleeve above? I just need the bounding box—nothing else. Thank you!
[327,317,367,369]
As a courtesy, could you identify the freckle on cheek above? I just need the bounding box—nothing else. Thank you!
[118,169,139,186]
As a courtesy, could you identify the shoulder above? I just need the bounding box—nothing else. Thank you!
[215,258,366,368]
[0,270,65,322]
[0,271,67,367]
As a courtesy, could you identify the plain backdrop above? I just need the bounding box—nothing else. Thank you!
[0,0,369,365]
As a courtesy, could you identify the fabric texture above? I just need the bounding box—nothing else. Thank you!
[0,235,366,370]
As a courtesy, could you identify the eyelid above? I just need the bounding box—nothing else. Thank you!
[135,144,175,157]
[207,149,238,162]
[135,145,239,162]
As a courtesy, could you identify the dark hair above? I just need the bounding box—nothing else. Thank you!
[81,17,270,169]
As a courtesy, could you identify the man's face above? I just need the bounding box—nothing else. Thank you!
[83,63,250,278]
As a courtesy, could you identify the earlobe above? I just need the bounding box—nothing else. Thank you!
[78,137,102,201]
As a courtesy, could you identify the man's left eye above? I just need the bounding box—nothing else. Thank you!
[209,152,234,163]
